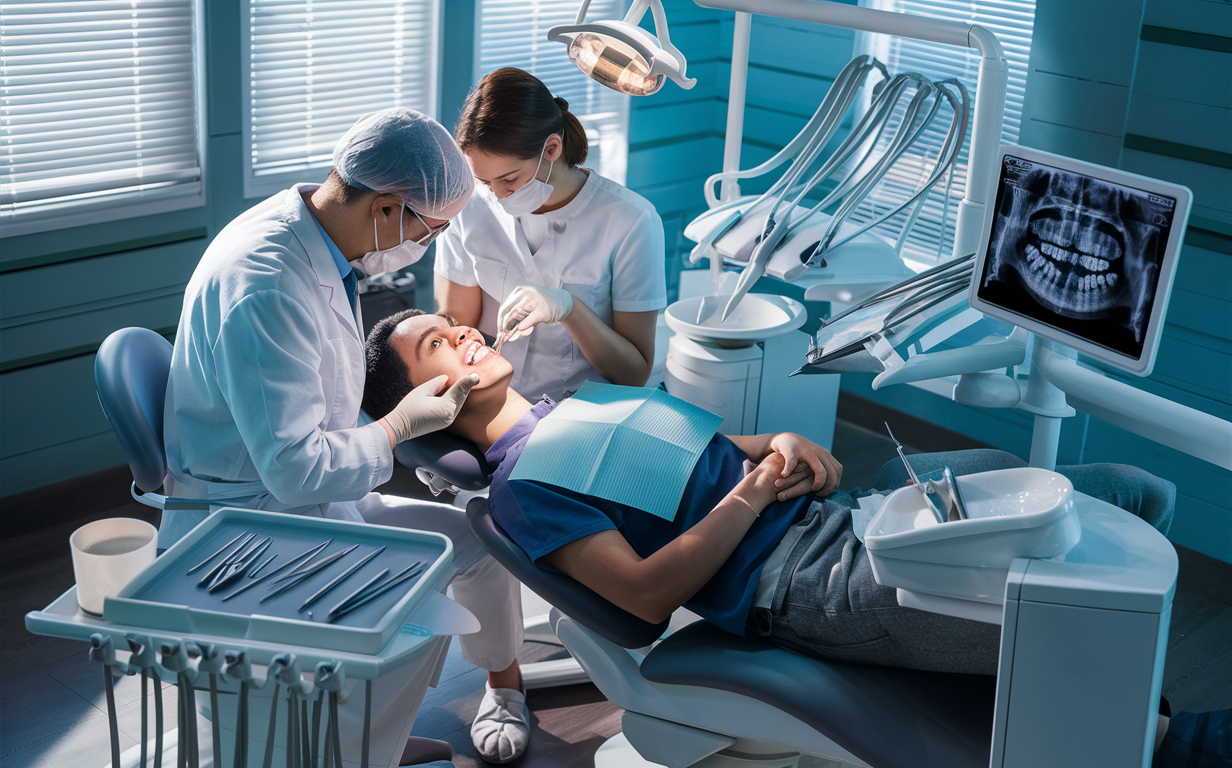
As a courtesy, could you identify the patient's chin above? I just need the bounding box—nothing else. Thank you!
[470,358,514,390]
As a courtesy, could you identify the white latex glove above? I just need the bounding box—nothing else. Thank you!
[380,373,478,444]
[496,284,574,344]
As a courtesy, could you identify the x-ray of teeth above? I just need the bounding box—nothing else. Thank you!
[978,154,1177,360]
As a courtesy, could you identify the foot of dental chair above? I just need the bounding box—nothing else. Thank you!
[400,736,452,765]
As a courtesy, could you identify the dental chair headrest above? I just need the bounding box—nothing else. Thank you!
[395,431,491,491]
[466,497,670,649]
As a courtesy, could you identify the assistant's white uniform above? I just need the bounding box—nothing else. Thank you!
[164,186,523,757]
[435,171,667,402]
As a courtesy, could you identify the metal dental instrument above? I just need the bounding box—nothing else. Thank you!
[269,538,336,585]
[327,561,426,623]
[884,422,947,525]
[493,316,519,356]
[326,569,389,620]
[259,544,361,603]
[186,531,249,574]
[299,546,386,612]
[198,532,256,588]
[208,536,272,593]
[220,542,332,602]
[927,466,970,522]
[249,552,277,578]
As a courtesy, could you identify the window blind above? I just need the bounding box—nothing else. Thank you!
[855,0,1036,265]
[477,0,630,184]
[245,0,439,197]
[0,0,203,235]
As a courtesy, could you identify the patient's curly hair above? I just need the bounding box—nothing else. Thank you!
[362,309,457,419]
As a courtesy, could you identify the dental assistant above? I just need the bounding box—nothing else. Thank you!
[164,108,530,764]
[435,67,667,402]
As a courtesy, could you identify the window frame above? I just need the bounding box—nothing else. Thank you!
[0,0,208,239]
[240,0,444,200]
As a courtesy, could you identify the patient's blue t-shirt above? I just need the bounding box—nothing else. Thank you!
[486,398,813,636]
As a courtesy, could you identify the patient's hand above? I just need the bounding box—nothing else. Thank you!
[768,433,843,497]
[746,452,815,505]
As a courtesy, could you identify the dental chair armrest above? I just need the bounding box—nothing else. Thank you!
[466,497,669,649]
[395,432,492,491]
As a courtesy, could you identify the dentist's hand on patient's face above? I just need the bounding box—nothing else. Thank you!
[769,433,842,497]
[380,373,478,446]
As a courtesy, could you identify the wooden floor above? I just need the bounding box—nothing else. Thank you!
[2,404,1229,768]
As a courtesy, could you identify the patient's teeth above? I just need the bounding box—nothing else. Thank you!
[1106,272,1118,287]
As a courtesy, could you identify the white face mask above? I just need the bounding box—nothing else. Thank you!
[351,206,428,276]
[497,142,554,216]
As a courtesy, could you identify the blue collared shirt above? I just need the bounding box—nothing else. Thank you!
[308,209,358,307]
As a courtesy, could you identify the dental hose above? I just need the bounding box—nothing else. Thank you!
[310,692,323,768]
[361,679,373,768]
[153,667,165,768]
[262,678,281,768]
[89,635,122,768]
[140,669,149,768]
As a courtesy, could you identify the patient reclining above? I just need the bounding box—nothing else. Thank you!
[363,309,1176,676]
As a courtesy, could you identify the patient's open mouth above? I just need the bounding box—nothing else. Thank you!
[1018,206,1126,317]
[464,340,491,366]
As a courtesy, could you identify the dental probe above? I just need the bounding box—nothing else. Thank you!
[885,422,948,525]
[493,317,518,356]
[884,422,921,486]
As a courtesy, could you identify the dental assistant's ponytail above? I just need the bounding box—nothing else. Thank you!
[456,67,589,168]
[553,96,589,168]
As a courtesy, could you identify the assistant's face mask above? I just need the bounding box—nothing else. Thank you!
[351,205,428,276]
[497,141,554,216]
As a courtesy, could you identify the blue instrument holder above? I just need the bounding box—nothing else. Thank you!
[104,507,453,656]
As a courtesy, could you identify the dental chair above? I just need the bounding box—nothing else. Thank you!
[94,327,181,510]
[406,431,999,768]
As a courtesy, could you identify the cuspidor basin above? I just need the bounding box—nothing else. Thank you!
[865,467,1082,604]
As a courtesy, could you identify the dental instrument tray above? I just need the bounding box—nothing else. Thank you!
[865,467,1082,605]
[100,508,453,655]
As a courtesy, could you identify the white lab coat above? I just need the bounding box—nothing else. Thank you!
[163,185,524,676]
[435,171,667,402]
[162,184,391,544]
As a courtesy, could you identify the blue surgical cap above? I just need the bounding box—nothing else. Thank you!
[333,108,474,219]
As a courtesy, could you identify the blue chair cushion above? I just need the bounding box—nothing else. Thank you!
[640,621,996,768]
[94,328,173,493]
[395,432,491,491]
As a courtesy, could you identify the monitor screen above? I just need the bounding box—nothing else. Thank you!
[976,153,1180,364]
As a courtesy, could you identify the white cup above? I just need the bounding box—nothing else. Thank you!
[70,517,158,615]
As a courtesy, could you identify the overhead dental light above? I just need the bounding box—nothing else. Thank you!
[548,0,696,96]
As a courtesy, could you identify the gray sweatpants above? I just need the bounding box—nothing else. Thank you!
[748,450,1176,676]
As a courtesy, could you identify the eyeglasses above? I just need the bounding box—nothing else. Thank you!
[406,206,451,246]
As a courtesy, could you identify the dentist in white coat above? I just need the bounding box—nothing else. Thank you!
[164,108,527,764]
